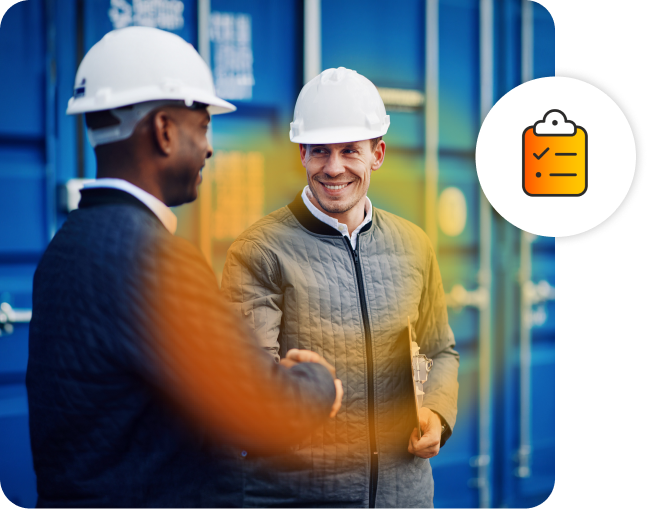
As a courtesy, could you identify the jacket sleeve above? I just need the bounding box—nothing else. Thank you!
[221,239,283,363]
[416,245,460,447]
[121,233,335,455]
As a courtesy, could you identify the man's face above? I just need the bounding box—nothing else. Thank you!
[163,107,213,206]
[300,140,386,215]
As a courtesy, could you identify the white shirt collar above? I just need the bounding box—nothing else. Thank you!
[301,185,372,250]
[82,178,178,234]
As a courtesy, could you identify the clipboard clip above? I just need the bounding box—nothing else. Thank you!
[408,316,433,411]
[411,339,433,409]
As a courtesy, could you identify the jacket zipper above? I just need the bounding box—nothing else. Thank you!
[345,236,378,508]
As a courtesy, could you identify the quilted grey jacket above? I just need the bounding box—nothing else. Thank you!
[222,193,460,508]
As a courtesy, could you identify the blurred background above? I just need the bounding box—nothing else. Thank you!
[0,0,555,507]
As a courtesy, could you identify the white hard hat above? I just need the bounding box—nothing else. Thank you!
[289,67,390,144]
[67,26,235,116]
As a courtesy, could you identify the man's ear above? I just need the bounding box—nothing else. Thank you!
[152,109,175,156]
[299,143,308,167]
[371,140,386,171]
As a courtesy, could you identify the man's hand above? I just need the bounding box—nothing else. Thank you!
[408,407,442,459]
[280,349,343,419]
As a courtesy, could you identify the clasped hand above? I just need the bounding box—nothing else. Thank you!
[408,407,442,459]
[280,349,343,418]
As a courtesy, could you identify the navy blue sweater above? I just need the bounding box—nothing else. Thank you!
[26,188,335,507]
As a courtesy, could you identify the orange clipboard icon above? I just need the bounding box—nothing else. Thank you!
[522,109,588,197]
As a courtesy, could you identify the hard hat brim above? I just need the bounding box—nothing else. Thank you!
[290,126,388,145]
[66,87,236,116]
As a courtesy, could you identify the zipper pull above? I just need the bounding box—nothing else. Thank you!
[353,247,359,263]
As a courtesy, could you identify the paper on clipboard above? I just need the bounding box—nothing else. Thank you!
[408,316,433,439]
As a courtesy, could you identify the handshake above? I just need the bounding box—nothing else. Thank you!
[280,349,344,419]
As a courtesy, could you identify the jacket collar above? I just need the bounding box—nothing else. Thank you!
[78,188,160,224]
[287,192,373,237]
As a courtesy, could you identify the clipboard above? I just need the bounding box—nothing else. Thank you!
[408,316,422,439]
[408,316,433,440]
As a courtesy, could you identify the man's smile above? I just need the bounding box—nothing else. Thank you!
[316,180,355,195]
[323,183,350,190]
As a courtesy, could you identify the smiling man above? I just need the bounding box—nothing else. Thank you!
[222,67,460,508]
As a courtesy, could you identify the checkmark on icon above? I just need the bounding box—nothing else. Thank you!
[533,147,550,160]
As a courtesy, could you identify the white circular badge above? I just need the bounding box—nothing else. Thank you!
[475,77,635,237]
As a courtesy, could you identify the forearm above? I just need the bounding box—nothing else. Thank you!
[222,239,283,363]
[421,346,460,439]
[417,248,460,442]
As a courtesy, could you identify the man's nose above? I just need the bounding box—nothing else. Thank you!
[206,142,213,160]
[323,151,345,177]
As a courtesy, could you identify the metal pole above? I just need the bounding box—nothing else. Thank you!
[424,0,439,248]
[521,0,534,84]
[45,0,57,239]
[517,232,533,478]
[198,0,213,267]
[517,0,535,480]
[198,0,211,64]
[76,0,85,179]
[478,0,494,506]
[304,0,321,84]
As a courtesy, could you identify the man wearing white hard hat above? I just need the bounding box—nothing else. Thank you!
[26,27,342,508]
[222,67,459,507]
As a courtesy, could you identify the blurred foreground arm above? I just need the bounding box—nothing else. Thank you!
[131,236,337,455]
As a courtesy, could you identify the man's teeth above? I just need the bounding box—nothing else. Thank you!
[324,183,349,190]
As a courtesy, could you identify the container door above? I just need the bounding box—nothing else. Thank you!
[433,0,484,505]
[0,1,49,506]
[497,3,556,506]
